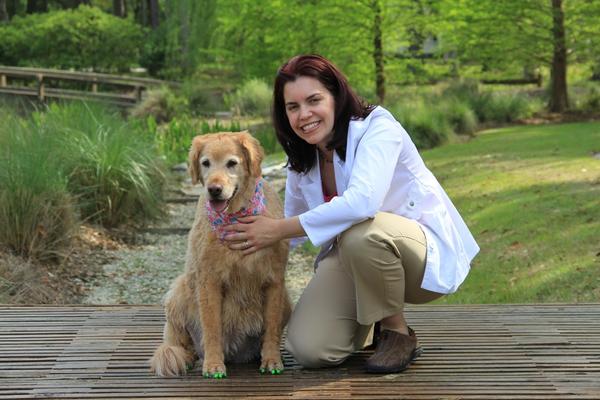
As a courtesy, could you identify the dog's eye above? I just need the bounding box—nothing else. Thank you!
[201,160,210,168]
[226,160,238,168]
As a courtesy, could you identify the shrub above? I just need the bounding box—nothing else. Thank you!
[0,117,77,261]
[37,102,168,228]
[130,86,188,123]
[442,80,532,124]
[441,97,478,136]
[0,5,144,71]
[570,82,600,112]
[392,101,453,149]
[483,93,531,122]
[225,79,272,117]
[180,79,227,116]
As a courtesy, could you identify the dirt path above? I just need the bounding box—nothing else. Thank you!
[83,166,314,306]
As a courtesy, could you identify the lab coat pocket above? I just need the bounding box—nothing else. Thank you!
[401,185,426,220]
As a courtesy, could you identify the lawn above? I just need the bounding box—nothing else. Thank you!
[423,121,600,303]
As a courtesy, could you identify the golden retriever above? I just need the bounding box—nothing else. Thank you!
[150,131,291,378]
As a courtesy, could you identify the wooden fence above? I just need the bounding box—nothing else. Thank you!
[0,66,179,107]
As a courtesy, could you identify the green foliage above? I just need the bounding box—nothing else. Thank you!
[570,82,600,112]
[180,79,227,116]
[0,116,77,261]
[387,80,542,149]
[442,80,535,123]
[440,97,478,136]
[36,102,167,228]
[130,86,189,123]
[249,124,281,156]
[0,6,144,71]
[224,79,272,117]
[392,100,453,149]
[151,116,242,165]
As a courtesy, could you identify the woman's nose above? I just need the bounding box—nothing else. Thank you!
[299,105,312,120]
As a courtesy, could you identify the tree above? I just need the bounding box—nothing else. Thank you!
[438,0,600,113]
[0,0,9,22]
[372,0,385,103]
[26,0,47,13]
[549,0,567,112]
[148,0,158,29]
[112,0,126,18]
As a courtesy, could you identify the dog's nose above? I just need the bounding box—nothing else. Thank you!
[208,185,223,198]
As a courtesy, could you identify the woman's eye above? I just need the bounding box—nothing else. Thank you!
[287,105,298,112]
[201,160,210,168]
[227,160,238,168]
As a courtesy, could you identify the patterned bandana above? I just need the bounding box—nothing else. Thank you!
[205,178,267,240]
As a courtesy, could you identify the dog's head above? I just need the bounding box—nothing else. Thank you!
[189,131,264,213]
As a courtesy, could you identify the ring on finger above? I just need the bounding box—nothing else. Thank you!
[244,240,250,248]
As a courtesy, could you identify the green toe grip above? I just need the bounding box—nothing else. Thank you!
[203,371,227,379]
[259,368,266,374]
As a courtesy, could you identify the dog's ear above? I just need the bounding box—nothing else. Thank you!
[189,135,209,185]
[237,131,264,178]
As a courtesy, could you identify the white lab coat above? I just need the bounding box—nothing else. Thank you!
[284,106,479,294]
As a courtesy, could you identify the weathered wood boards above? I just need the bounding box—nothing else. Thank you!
[0,304,599,399]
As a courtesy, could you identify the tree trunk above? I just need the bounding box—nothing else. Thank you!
[149,0,159,29]
[113,0,126,17]
[548,0,568,112]
[26,0,48,13]
[372,0,385,104]
[0,0,9,22]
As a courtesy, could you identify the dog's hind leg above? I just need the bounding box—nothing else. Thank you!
[150,276,198,376]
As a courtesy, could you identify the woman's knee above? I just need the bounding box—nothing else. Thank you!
[284,332,348,368]
[338,219,394,265]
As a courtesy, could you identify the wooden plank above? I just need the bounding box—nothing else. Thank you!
[0,304,599,398]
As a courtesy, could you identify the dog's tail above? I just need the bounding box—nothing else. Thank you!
[150,343,195,377]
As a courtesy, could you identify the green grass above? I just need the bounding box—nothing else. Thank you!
[422,122,600,303]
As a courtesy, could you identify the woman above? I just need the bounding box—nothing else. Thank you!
[223,54,479,373]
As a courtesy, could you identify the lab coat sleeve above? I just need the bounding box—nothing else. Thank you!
[299,118,403,246]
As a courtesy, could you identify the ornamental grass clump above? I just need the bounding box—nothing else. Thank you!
[0,116,77,261]
[38,102,168,228]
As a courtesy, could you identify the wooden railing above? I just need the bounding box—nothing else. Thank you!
[0,66,179,107]
[481,74,543,87]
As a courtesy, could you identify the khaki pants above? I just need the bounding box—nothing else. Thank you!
[285,212,443,368]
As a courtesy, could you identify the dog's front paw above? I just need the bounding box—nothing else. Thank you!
[202,361,227,379]
[259,356,284,375]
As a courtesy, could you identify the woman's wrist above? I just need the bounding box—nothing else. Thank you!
[277,216,305,240]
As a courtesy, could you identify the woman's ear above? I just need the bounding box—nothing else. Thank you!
[237,131,264,178]
[189,135,208,185]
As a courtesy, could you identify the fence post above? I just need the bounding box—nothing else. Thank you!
[0,74,6,87]
[134,86,143,103]
[37,74,45,101]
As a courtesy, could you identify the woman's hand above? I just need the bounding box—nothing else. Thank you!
[222,216,282,255]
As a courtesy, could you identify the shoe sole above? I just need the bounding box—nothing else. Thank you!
[365,346,423,374]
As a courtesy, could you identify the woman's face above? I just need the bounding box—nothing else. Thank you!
[283,76,335,150]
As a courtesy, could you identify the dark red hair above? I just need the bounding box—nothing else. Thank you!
[272,54,374,173]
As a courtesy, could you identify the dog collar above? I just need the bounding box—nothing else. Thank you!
[205,178,267,240]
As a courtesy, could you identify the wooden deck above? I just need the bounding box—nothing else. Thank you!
[1,304,599,399]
